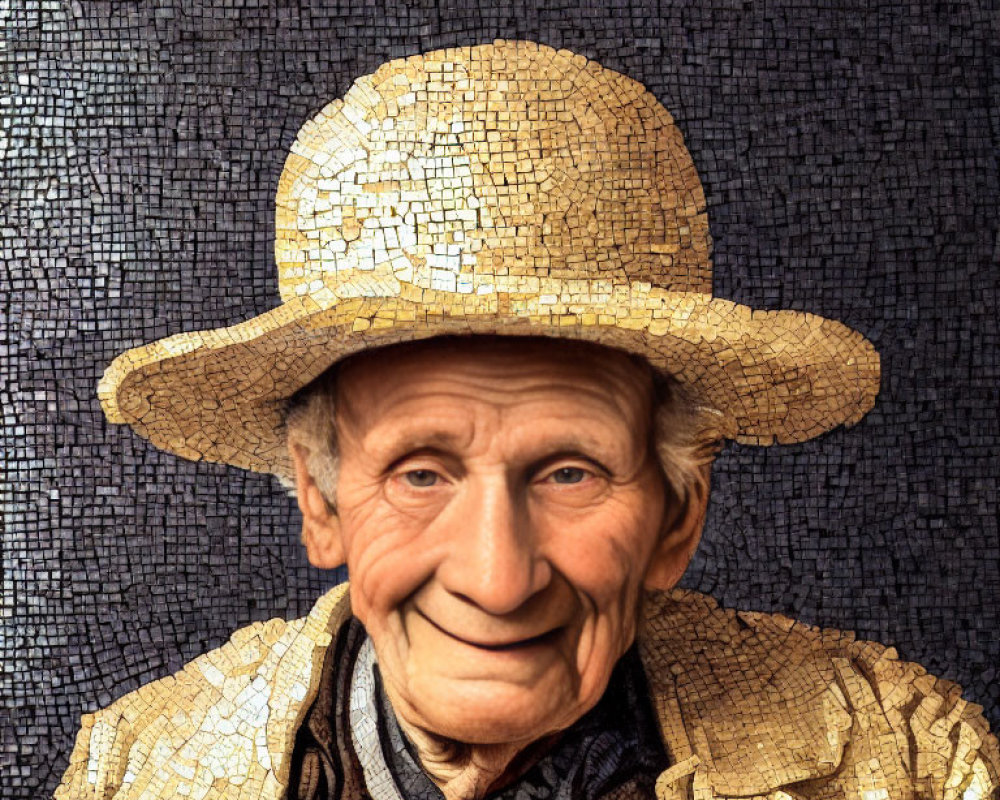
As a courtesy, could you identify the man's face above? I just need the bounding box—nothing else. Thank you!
[329,338,673,746]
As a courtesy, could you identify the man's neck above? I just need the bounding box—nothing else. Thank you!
[392,721,559,800]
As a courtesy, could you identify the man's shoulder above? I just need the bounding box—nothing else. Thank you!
[640,588,999,800]
[56,584,350,800]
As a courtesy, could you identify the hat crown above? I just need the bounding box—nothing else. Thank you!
[274,41,712,305]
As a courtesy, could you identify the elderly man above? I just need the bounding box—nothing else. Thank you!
[58,41,997,800]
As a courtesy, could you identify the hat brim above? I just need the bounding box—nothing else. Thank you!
[99,287,880,475]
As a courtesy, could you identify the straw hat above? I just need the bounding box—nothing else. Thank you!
[99,40,880,479]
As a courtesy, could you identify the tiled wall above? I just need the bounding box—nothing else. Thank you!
[3,1,996,796]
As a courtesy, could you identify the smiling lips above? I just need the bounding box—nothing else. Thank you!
[415,606,564,652]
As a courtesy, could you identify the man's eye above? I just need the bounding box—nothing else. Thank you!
[403,469,439,487]
[549,467,588,484]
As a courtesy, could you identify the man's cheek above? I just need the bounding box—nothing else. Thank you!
[554,526,643,587]
[352,536,437,614]
[347,513,433,576]
[340,491,416,557]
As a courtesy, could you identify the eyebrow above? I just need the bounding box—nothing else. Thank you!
[368,428,473,466]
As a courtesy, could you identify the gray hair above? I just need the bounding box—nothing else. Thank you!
[279,358,721,511]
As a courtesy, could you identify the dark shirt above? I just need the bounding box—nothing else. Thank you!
[286,618,668,799]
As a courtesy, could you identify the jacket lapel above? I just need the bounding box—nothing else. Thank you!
[264,583,354,796]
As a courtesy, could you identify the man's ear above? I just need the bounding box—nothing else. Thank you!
[643,462,711,591]
[289,443,346,569]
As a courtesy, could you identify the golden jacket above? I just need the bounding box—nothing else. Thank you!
[56,585,999,800]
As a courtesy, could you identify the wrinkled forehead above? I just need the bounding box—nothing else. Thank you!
[333,334,659,427]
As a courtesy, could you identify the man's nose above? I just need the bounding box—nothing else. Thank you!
[437,477,552,615]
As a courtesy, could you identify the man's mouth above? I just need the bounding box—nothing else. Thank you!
[415,607,563,651]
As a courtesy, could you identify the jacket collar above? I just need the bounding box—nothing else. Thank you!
[274,584,854,799]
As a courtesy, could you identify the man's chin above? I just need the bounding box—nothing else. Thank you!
[399,675,580,746]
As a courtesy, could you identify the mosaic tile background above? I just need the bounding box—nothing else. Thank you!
[2,1,997,796]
